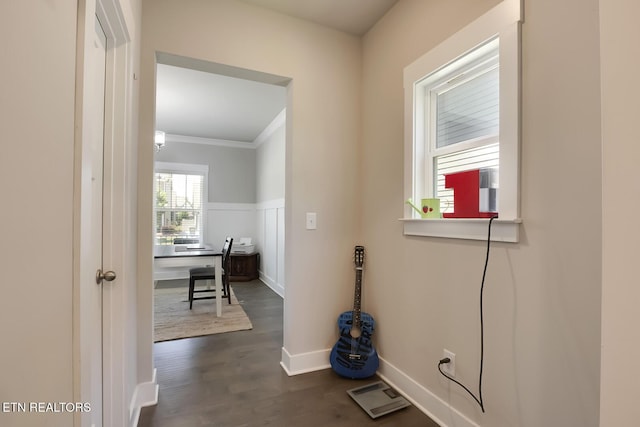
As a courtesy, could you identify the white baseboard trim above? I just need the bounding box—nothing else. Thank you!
[280,347,331,376]
[129,368,159,427]
[259,272,284,298]
[377,357,480,427]
[277,348,479,427]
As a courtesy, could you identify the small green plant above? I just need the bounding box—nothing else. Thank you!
[156,190,167,207]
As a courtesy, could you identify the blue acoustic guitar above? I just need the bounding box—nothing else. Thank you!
[330,246,379,379]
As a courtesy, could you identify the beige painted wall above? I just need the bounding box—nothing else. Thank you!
[0,3,77,426]
[137,1,640,425]
[138,0,362,380]
[599,0,640,424]
[9,0,632,425]
[0,1,142,426]
[362,0,602,426]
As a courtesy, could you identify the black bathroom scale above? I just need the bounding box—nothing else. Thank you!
[346,381,411,418]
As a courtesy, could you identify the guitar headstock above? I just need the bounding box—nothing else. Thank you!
[354,245,365,268]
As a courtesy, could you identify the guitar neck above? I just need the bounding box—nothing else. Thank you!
[352,267,363,327]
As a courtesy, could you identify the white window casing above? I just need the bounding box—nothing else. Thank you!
[403,0,523,242]
[154,162,209,245]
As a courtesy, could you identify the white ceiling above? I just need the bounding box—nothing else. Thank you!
[155,0,399,144]
[156,64,287,143]
[239,0,399,36]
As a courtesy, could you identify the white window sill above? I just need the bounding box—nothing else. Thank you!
[400,217,522,242]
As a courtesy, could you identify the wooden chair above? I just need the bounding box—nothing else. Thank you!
[188,237,233,309]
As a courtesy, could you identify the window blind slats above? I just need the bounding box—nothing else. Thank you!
[436,67,499,148]
[420,38,501,216]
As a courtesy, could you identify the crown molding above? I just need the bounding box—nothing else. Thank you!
[165,133,256,149]
[165,108,286,150]
[254,108,286,147]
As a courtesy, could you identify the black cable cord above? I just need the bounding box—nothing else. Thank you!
[438,359,484,411]
[437,215,497,413]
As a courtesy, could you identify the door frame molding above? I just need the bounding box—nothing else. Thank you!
[73,0,133,425]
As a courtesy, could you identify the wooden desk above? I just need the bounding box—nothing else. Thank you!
[154,244,224,317]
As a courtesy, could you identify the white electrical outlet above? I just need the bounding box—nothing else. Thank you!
[442,349,456,377]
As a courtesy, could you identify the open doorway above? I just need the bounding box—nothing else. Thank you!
[151,53,288,342]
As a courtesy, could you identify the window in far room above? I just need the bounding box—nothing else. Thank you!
[402,0,522,242]
[154,162,208,245]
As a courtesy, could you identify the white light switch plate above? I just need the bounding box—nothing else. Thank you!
[306,212,317,230]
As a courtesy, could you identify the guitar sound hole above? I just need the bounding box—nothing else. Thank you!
[350,326,362,338]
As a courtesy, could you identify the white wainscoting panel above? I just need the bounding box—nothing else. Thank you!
[256,199,285,296]
[203,200,284,297]
[277,206,285,290]
[264,209,277,282]
[206,203,256,248]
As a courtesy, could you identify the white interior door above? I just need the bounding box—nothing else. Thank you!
[78,14,108,427]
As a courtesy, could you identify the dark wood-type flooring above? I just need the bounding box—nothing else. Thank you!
[138,280,439,427]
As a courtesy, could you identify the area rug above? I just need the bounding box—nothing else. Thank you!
[154,287,253,342]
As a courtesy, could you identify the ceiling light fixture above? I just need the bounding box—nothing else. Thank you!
[154,131,166,152]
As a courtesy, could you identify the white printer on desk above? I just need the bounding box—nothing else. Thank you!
[232,237,255,254]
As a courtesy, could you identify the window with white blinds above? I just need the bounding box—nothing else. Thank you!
[154,164,207,245]
[423,38,500,204]
[403,0,521,241]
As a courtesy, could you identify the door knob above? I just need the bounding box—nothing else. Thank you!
[96,269,117,284]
